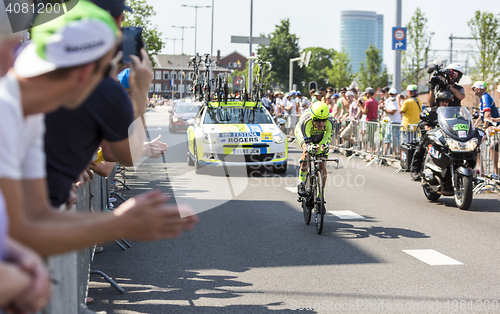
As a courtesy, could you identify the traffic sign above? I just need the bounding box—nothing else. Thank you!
[392,27,407,51]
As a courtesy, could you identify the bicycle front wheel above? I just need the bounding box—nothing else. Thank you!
[315,171,325,234]
[302,173,312,225]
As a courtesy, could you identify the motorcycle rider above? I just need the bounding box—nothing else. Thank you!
[410,90,454,178]
[428,63,465,108]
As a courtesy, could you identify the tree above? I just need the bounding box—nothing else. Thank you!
[327,48,356,90]
[358,44,390,91]
[256,19,304,92]
[122,0,164,65]
[402,7,434,88]
[468,11,500,83]
[302,47,335,91]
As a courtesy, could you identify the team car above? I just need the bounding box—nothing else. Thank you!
[186,101,288,174]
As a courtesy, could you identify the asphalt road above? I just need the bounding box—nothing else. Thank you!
[89,109,500,314]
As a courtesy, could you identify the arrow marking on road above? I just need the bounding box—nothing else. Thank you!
[403,249,463,266]
[329,210,365,220]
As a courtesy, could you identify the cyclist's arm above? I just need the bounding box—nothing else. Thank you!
[295,115,313,148]
[317,118,334,153]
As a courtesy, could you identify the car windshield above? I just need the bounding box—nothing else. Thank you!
[175,104,201,113]
[203,106,274,124]
[437,106,473,132]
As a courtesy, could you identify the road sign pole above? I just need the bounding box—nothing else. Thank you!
[394,0,402,93]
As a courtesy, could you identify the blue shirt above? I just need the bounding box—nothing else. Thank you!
[480,93,500,121]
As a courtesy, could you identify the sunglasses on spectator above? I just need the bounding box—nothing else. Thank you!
[313,118,327,123]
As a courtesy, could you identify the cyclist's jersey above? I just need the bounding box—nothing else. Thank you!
[294,108,334,154]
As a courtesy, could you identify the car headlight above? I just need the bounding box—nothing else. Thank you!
[446,137,477,152]
[273,133,285,144]
[172,117,178,122]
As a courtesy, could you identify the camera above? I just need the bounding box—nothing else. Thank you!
[121,26,144,63]
[427,63,453,88]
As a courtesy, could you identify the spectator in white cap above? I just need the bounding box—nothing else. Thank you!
[0,0,197,263]
[383,88,402,156]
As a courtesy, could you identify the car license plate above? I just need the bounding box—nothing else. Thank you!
[233,148,260,155]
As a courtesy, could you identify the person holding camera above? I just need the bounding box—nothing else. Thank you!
[410,91,454,178]
[428,63,465,108]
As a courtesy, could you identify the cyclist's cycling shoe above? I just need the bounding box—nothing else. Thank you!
[297,182,306,196]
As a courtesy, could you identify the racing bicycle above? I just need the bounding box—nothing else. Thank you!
[188,54,203,101]
[251,59,272,102]
[299,146,338,234]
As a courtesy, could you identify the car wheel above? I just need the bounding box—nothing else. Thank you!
[187,142,194,166]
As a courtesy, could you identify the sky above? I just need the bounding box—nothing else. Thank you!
[148,0,496,78]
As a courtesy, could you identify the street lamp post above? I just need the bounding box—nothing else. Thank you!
[172,25,194,100]
[165,38,181,100]
[181,4,211,57]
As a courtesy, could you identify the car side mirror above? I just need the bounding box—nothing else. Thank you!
[277,118,286,126]
[186,119,195,126]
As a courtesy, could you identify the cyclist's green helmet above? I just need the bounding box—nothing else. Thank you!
[310,102,330,120]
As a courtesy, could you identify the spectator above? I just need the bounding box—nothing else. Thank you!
[319,87,327,102]
[340,91,360,147]
[359,87,379,153]
[0,19,52,312]
[383,88,402,157]
[309,88,318,103]
[400,85,422,142]
[472,81,499,175]
[0,1,197,258]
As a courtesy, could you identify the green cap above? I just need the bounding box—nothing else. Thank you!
[15,0,119,78]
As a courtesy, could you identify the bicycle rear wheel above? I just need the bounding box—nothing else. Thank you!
[302,173,312,225]
[315,171,325,234]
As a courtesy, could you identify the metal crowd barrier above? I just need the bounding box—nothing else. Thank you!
[474,129,500,194]
[44,175,118,314]
[332,119,420,167]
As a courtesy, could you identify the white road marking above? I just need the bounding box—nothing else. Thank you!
[403,249,463,266]
[285,187,297,193]
[329,210,365,220]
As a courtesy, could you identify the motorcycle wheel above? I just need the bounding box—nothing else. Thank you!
[455,175,473,210]
[423,184,441,201]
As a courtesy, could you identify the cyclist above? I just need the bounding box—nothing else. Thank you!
[295,102,334,196]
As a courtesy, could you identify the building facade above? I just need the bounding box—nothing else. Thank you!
[150,53,232,99]
[340,10,384,73]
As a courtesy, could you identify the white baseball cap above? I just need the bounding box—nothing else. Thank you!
[472,81,486,90]
[14,0,119,78]
[388,88,398,95]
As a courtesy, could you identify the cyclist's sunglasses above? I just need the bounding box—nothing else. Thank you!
[313,118,328,123]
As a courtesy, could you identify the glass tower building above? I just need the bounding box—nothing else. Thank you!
[340,11,384,73]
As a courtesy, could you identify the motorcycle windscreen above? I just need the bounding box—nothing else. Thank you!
[437,107,475,140]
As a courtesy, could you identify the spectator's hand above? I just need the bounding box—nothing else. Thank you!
[424,125,433,131]
[129,49,153,97]
[65,184,78,209]
[143,135,168,158]
[113,190,198,240]
[108,51,128,82]
[6,240,51,314]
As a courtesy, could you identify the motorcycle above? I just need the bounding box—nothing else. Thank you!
[421,106,484,210]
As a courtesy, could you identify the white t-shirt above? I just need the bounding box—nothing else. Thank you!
[385,97,402,123]
[0,72,46,180]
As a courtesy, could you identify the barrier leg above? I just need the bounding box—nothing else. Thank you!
[90,270,126,294]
